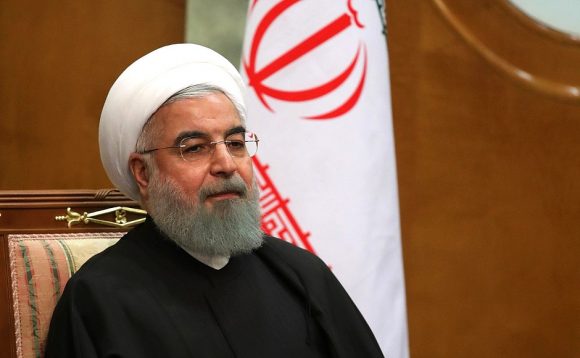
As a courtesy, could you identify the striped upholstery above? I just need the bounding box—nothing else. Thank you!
[8,233,124,358]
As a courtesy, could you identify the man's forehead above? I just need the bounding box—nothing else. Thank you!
[150,94,243,133]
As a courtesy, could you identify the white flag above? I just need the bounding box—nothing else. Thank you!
[241,1,408,356]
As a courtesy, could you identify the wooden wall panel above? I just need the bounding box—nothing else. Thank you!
[0,0,185,189]
[386,0,579,357]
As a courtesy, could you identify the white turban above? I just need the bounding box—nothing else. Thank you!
[99,43,246,201]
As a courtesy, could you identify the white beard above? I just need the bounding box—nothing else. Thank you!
[147,173,263,257]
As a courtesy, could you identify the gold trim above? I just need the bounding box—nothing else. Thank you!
[55,207,147,228]
[431,0,580,101]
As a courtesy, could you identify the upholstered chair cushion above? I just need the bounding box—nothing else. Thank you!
[8,233,124,358]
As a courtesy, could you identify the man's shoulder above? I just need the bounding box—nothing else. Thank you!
[67,235,133,283]
[259,236,329,274]
[67,223,154,283]
[261,236,318,258]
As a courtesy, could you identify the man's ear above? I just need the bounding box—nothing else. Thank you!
[129,153,151,202]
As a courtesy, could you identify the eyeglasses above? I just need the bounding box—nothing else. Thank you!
[140,131,259,162]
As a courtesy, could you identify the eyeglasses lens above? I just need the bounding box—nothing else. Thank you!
[179,132,258,162]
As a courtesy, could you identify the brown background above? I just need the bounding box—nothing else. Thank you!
[387,0,580,357]
[1,0,579,357]
[0,0,184,189]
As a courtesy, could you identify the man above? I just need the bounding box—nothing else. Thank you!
[45,44,384,358]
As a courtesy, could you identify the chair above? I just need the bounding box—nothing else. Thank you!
[0,190,145,358]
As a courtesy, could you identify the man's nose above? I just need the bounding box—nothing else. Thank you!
[209,142,237,177]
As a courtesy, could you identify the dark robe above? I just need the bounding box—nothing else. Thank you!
[45,219,384,358]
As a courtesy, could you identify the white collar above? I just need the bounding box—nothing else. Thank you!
[182,248,230,270]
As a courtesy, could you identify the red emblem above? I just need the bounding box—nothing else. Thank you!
[253,156,315,253]
[244,0,367,120]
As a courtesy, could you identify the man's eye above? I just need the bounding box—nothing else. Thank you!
[227,140,246,151]
[182,143,208,154]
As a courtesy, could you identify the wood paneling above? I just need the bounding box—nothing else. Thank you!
[0,0,185,189]
[386,0,580,357]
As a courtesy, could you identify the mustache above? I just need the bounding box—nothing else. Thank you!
[198,176,248,201]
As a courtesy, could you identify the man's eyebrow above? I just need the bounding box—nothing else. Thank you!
[173,126,246,145]
[225,126,246,137]
[174,131,207,146]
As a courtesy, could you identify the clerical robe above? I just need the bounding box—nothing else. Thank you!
[45,219,384,357]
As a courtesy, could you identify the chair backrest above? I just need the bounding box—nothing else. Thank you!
[0,190,145,358]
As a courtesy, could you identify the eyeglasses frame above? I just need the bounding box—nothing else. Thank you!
[138,132,259,161]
